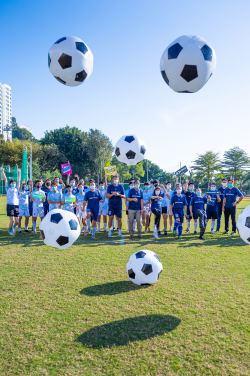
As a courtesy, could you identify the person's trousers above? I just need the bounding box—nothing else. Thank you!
[194,209,207,230]
[216,205,223,231]
[128,210,142,236]
[224,206,236,232]
[152,209,161,230]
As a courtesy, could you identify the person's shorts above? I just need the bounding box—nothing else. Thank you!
[43,205,49,216]
[7,204,19,217]
[144,207,151,216]
[32,206,44,218]
[173,210,184,223]
[162,206,170,215]
[19,208,30,217]
[193,209,206,220]
[87,208,99,221]
[77,209,87,219]
[99,207,108,216]
[206,210,218,220]
[108,206,122,218]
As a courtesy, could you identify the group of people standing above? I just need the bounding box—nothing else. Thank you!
[1,166,243,241]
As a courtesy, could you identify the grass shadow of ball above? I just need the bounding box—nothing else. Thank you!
[80,281,150,296]
[76,314,181,348]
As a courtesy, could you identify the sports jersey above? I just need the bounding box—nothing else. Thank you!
[151,193,164,211]
[223,187,242,208]
[184,190,196,205]
[99,189,108,209]
[143,190,152,208]
[31,189,44,208]
[170,194,188,212]
[48,191,62,211]
[84,190,102,212]
[217,186,226,206]
[41,186,51,206]
[206,192,219,211]
[18,190,29,209]
[107,184,124,209]
[75,192,85,207]
[190,196,207,212]
[128,188,143,211]
[6,186,19,205]
[62,193,75,212]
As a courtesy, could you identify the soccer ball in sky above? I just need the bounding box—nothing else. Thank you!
[160,35,216,93]
[126,249,163,285]
[48,36,93,87]
[236,205,250,244]
[39,209,80,249]
[114,135,147,166]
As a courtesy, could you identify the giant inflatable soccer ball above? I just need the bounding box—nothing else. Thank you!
[160,35,216,93]
[237,205,250,244]
[114,135,147,166]
[48,36,93,86]
[126,250,163,285]
[39,209,81,249]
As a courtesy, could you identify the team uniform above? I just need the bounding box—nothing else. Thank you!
[31,189,45,218]
[47,191,62,211]
[128,188,143,236]
[151,193,164,235]
[160,188,168,214]
[190,196,208,233]
[6,186,20,217]
[18,190,30,217]
[183,191,196,219]
[62,193,76,213]
[84,190,102,222]
[42,186,51,216]
[76,192,86,219]
[107,184,125,218]
[216,186,226,231]
[170,194,188,224]
[98,189,108,216]
[223,187,243,233]
[206,193,219,220]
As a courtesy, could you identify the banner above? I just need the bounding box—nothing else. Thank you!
[61,163,72,175]
[32,193,46,199]
[64,197,76,203]
[175,165,188,177]
[104,165,117,176]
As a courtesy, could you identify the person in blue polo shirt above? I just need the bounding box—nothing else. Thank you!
[42,179,51,216]
[151,186,164,238]
[126,179,144,239]
[183,181,196,234]
[222,178,243,235]
[205,182,221,233]
[190,188,211,240]
[170,186,188,240]
[216,179,228,232]
[106,174,125,238]
[1,167,21,236]
[83,181,103,239]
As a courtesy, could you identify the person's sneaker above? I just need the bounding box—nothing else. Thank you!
[84,232,87,236]
[19,229,22,233]
[153,232,159,239]
[194,231,198,235]
[81,229,85,233]
[108,232,112,238]
[173,230,176,237]
[88,230,91,235]
[118,232,123,238]
[215,230,219,233]
[144,230,147,234]
[158,231,161,236]
[91,235,95,239]
[169,227,173,232]
[178,236,182,240]
[199,236,205,240]
[186,229,190,234]
[112,227,115,231]
[9,231,15,236]
[97,228,100,232]
[211,230,214,234]
[231,231,237,236]
[24,229,31,233]
[164,230,167,236]
[185,228,189,233]
[13,226,16,234]
[223,231,229,235]
[33,230,37,234]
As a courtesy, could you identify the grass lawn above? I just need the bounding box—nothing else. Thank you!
[0,196,249,375]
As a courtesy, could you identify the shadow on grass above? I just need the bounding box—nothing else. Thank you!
[76,314,181,348]
[80,280,149,296]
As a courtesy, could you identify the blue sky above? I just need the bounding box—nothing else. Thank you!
[1,0,250,173]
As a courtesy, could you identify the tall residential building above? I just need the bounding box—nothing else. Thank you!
[0,83,12,141]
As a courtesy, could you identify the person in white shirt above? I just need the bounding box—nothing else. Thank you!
[0,167,21,236]
[18,180,31,233]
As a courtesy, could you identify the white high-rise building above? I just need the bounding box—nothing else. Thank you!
[0,83,12,142]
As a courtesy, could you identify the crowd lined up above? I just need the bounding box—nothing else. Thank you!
[0,166,243,240]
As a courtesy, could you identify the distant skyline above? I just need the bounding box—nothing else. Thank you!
[1,0,250,173]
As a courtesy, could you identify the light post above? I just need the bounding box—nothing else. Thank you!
[27,143,32,180]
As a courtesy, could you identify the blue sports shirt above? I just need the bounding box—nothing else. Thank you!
[106,184,125,209]
[128,188,143,211]
[223,187,242,208]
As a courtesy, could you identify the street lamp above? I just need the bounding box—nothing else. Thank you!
[27,143,32,180]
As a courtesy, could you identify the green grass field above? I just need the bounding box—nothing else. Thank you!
[0,196,250,375]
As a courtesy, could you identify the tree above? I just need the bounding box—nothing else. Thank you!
[11,117,35,141]
[84,129,113,183]
[40,125,89,175]
[36,144,67,179]
[0,138,41,167]
[222,147,250,183]
[191,151,221,188]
